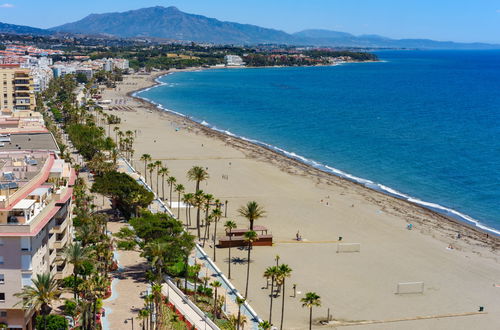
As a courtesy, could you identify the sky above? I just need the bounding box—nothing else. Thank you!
[0,0,500,43]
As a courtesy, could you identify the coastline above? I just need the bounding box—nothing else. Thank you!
[131,69,499,242]
[108,70,500,329]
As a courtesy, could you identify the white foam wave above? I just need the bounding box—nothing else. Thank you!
[133,73,500,237]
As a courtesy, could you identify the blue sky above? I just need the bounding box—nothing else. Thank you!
[1,0,500,43]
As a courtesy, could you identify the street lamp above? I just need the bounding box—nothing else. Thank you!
[124,317,134,330]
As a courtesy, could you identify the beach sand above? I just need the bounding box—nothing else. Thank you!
[101,71,500,329]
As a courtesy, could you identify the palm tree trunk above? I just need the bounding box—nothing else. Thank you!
[177,192,181,219]
[309,307,313,330]
[169,185,173,207]
[269,277,275,323]
[213,219,218,261]
[162,176,165,201]
[244,243,252,299]
[144,161,147,179]
[196,207,201,238]
[250,219,254,231]
[280,279,286,329]
[213,288,218,320]
[228,236,232,279]
[237,307,242,330]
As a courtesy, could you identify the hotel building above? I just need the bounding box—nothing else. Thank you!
[0,135,75,329]
[0,65,35,113]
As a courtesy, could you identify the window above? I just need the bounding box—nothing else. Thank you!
[0,274,3,284]
[0,238,3,246]
[20,237,30,251]
[0,293,4,301]
[0,257,3,265]
[0,310,6,317]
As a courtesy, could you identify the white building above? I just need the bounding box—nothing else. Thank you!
[224,55,245,66]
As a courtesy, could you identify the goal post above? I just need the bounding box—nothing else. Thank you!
[336,243,361,253]
[396,281,424,294]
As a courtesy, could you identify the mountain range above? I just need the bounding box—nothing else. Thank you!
[2,6,499,50]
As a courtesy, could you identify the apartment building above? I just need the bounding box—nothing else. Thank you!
[0,148,75,329]
[0,65,35,113]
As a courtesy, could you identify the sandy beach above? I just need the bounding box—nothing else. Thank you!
[101,70,500,329]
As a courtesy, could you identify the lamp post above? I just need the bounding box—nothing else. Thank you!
[124,317,134,330]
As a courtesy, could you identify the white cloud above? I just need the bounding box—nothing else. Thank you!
[497,9,500,13]
[0,3,14,8]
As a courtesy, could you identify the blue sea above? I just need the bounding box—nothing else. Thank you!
[137,51,500,234]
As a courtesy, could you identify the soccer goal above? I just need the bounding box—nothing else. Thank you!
[336,243,361,253]
[396,281,425,294]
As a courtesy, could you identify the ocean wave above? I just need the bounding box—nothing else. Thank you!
[135,76,500,237]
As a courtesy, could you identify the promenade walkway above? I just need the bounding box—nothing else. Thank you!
[118,158,262,330]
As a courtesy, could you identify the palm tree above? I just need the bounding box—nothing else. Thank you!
[187,165,209,191]
[301,292,321,330]
[235,297,246,330]
[64,242,91,299]
[167,176,176,206]
[113,126,120,145]
[238,201,266,230]
[182,193,193,227]
[147,163,155,189]
[224,220,237,279]
[174,184,185,219]
[203,193,214,229]
[158,167,169,201]
[263,266,279,323]
[142,242,168,283]
[154,160,162,194]
[140,154,151,178]
[243,230,258,299]
[211,208,222,261]
[193,190,205,238]
[258,320,272,330]
[278,264,292,330]
[14,273,61,330]
[211,281,222,319]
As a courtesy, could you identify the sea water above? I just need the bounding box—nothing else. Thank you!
[137,50,500,234]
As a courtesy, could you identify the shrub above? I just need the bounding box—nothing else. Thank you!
[35,314,68,330]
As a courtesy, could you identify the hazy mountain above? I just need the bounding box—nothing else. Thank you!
[0,6,496,49]
[293,29,499,49]
[0,22,51,35]
[50,6,295,44]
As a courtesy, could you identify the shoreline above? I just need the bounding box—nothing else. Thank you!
[130,69,500,242]
[109,70,500,329]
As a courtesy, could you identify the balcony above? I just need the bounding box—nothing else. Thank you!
[14,79,30,85]
[50,215,69,234]
[54,262,70,280]
[52,232,68,249]
[48,248,56,264]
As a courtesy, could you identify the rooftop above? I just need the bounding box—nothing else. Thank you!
[0,132,59,152]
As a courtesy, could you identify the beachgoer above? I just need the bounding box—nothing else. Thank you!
[296,231,300,241]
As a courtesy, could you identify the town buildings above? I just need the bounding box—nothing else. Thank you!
[0,65,36,113]
[0,133,74,330]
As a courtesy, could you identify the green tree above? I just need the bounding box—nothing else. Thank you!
[35,314,68,330]
[263,266,279,324]
[63,242,91,299]
[243,230,258,299]
[187,165,209,192]
[235,297,246,330]
[301,292,321,330]
[91,170,154,218]
[211,281,222,319]
[14,273,61,330]
[167,176,176,206]
[158,167,169,201]
[277,264,292,330]
[224,220,237,279]
[140,154,152,179]
[174,184,185,219]
[238,201,266,230]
